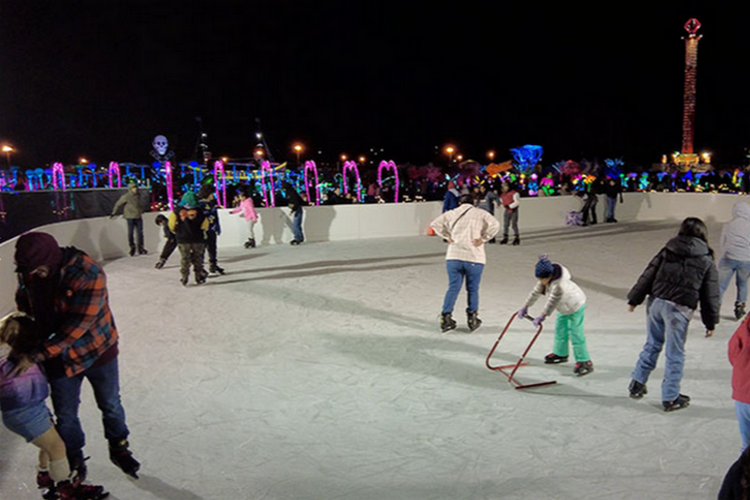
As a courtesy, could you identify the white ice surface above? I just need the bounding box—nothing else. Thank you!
[0,221,740,500]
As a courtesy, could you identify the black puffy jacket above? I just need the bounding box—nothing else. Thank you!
[627,235,720,330]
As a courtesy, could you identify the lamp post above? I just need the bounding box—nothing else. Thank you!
[487,150,495,162]
[444,145,455,164]
[293,143,303,166]
[2,145,14,168]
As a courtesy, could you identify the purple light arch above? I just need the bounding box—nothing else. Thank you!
[52,162,66,191]
[165,161,174,211]
[260,160,276,207]
[377,160,399,203]
[214,160,227,208]
[108,162,121,189]
[304,160,321,206]
[342,161,362,202]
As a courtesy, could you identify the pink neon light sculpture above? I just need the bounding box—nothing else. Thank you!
[377,160,399,203]
[303,160,321,206]
[342,161,363,202]
[165,161,174,211]
[213,160,227,208]
[108,162,121,188]
[52,162,66,191]
[260,160,276,207]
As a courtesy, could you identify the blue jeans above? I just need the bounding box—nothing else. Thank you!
[49,358,130,458]
[736,401,750,452]
[718,257,750,304]
[292,209,304,242]
[605,197,617,220]
[631,297,690,402]
[126,218,144,249]
[442,260,485,314]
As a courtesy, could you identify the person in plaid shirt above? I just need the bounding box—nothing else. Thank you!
[430,194,500,332]
[12,232,140,481]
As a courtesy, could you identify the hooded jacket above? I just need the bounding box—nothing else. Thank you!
[628,235,720,330]
[729,313,750,404]
[111,188,143,219]
[721,202,750,262]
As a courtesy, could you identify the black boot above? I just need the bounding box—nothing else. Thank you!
[210,264,225,275]
[735,301,746,320]
[129,245,136,257]
[67,450,88,483]
[512,236,520,246]
[440,312,457,332]
[499,236,509,245]
[138,247,148,255]
[629,379,647,399]
[109,439,140,479]
[154,259,166,269]
[467,310,482,332]
[663,394,690,412]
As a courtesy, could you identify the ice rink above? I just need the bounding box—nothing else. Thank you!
[0,220,740,500]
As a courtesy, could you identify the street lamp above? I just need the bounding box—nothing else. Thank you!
[487,150,495,161]
[358,156,366,166]
[444,145,455,163]
[340,154,348,162]
[1,145,14,167]
[293,143,303,165]
[79,157,89,165]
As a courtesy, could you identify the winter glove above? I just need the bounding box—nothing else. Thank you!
[532,315,546,328]
[517,307,528,318]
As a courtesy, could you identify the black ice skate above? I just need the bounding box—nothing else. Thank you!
[573,360,594,376]
[662,394,690,412]
[499,236,509,245]
[467,310,482,332]
[56,478,109,500]
[180,275,189,286]
[244,238,256,249]
[154,259,166,269]
[290,240,300,246]
[109,439,140,479]
[440,312,457,332]
[544,353,568,364]
[129,245,136,257]
[512,236,520,246]
[68,451,89,484]
[209,264,225,275]
[628,379,648,399]
[195,271,208,285]
[736,302,746,320]
[138,247,148,255]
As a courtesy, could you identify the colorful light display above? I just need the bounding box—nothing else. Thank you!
[213,160,227,208]
[342,160,362,202]
[377,160,399,203]
[51,162,66,191]
[510,145,543,173]
[108,162,121,189]
[681,18,702,157]
[260,160,276,207]
[165,161,174,211]
[304,160,321,206]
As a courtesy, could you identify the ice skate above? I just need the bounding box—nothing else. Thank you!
[735,301,746,320]
[290,240,300,246]
[138,247,148,255]
[180,275,188,286]
[154,259,166,269]
[109,439,140,479]
[512,236,520,246]
[68,451,88,484]
[37,469,55,500]
[628,379,647,399]
[195,270,208,285]
[440,312,457,332]
[209,264,225,275]
[56,479,109,500]
[544,353,568,364]
[662,394,690,412]
[499,236,509,245]
[467,310,482,332]
[128,245,136,257]
[573,360,593,376]
[244,238,256,249]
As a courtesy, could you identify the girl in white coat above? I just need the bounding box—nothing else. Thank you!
[518,254,593,376]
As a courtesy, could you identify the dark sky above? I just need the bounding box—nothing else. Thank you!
[2,1,749,168]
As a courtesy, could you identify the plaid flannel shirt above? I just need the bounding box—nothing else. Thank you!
[16,248,119,378]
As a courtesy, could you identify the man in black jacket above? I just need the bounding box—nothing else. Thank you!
[626,217,719,411]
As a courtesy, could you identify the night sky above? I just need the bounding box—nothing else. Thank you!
[1,1,749,168]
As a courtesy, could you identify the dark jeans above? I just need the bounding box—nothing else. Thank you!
[503,209,519,237]
[160,235,177,261]
[206,230,218,265]
[49,358,129,459]
[126,218,144,249]
[292,209,304,242]
[581,197,598,225]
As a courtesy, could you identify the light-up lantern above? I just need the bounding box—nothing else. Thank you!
[303,160,321,206]
[52,162,66,191]
[108,162,121,189]
[342,160,363,203]
[213,160,227,208]
[377,160,399,203]
[260,160,276,207]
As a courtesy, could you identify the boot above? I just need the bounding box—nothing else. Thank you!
[628,379,647,399]
[138,247,148,255]
[180,274,188,286]
[244,238,256,249]
[129,245,136,257]
[195,270,208,285]
[37,469,55,500]
[67,450,88,484]
[735,301,746,320]
[573,360,594,376]
[154,259,166,269]
[440,312,457,332]
[512,236,520,246]
[663,394,691,412]
[467,310,482,332]
[109,439,140,479]
[499,236,509,245]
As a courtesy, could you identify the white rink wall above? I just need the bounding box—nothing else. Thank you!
[0,192,746,314]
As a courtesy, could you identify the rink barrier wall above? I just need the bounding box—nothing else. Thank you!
[0,191,746,314]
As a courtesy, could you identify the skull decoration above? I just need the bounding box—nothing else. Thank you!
[152,135,169,157]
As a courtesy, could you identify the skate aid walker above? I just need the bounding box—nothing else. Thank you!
[485,312,557,390]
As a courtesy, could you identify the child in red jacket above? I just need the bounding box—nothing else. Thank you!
[729,313,750,451]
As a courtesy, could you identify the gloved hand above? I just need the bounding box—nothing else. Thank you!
[532,315,546,328]
[517,307,528,318]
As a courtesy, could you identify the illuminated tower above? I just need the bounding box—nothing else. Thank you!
[681,18,702,159]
